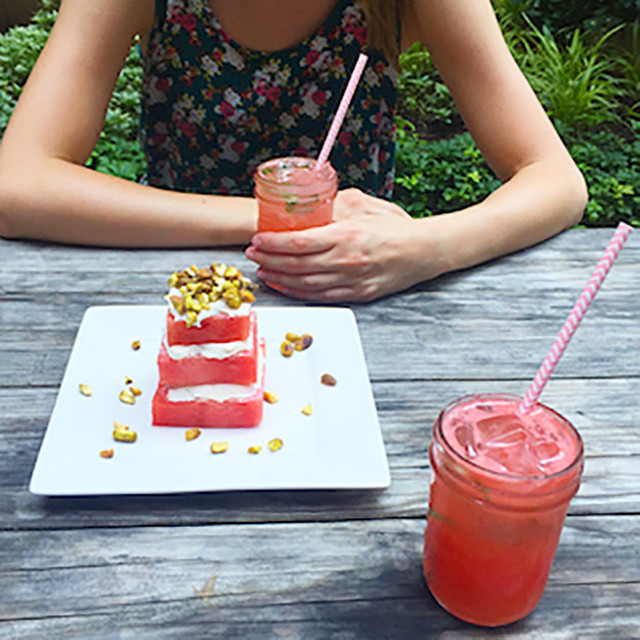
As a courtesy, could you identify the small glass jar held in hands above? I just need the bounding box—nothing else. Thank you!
[254,157,337,232]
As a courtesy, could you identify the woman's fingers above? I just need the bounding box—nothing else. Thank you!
[246,190,424,302]
[265,280,370,303]
[250,226,337,255]
[246,243,333,275]
[256,266,338,292]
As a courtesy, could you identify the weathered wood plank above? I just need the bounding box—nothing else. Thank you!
[0,516,638,638]
[0,455,637,533]
[1,379,637,530]
[1,230,638,387]
[1,286,638,386]
[1,229,637,284]
[1,231,638,637]
[2,587,639,640]
[3,379,639,452]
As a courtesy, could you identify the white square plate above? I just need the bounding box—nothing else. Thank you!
[30,306,390,495]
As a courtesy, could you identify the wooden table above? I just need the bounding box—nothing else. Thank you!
[1,229,639,638]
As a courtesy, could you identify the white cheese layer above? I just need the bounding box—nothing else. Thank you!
[167,383,256,402]
[166,348,264,402]
[165,322,254,360]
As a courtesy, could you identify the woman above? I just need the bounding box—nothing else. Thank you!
[0,0,587,301]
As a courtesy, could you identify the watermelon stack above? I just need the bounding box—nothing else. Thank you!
[152,264,265,428]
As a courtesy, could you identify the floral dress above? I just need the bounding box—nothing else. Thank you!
[140,0,398,197]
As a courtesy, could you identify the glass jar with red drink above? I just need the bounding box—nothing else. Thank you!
[423,393,584,626]
[254,157,337,232]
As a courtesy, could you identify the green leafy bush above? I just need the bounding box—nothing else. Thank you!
[393,119,501,218]
[494,0,640,35]
[397,42,459,135]
[395,120,640,228]
[30,0,58,29]
[518,23,624,134]
[618,20,640,116]
[0,23,50,134]
[394,2,639,227]
[566,123,640,227]
[527,0,640,33]
[0,0,145,181]
[87,45,146,181]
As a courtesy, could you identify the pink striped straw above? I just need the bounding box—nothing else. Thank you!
[315,53,368,171]
[517,222,633,416]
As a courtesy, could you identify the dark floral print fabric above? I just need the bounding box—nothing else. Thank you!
[140,0,398,197]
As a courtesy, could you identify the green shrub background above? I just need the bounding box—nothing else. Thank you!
[1,0,638,227]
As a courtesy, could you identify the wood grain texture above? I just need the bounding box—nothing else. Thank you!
[1,230,638,637]
[1,231,639,385]
[0,517,639,639]
[0,378,638,531]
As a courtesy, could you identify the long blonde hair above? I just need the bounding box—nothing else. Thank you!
[361,0,404,65]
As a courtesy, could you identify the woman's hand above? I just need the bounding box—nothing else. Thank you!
[245,188,444,302]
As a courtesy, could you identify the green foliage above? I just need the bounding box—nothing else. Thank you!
[518,23,624,134]
[30,0,59,30]
[494,0,640,35]
[0,0,145,181]
[618,20,640,116]
[494,4,640,125]
[0,23,50,134]
[397,42,458,132]
[395,1,639,227]
[564,123,640,228]
[525,0,640,34]
[394,120,640,228]
[393,119,500,218]
[87,45,146,180]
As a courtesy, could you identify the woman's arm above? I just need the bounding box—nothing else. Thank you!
[246,0,587,302]
[0,0,256,246]
[400,0,587,272]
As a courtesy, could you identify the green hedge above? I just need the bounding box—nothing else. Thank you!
[394,120,640,227]
[515,0,640,33]
[395,8,640,228]
[0,0,146,180]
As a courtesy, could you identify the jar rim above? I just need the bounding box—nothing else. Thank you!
[434,393,584,484]
[255,156,337,186]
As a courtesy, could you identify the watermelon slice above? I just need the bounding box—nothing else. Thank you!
[158,312,259,387]
[152,339,266,428]
[166,306,252,345]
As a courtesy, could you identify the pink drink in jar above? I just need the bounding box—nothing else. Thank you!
[254,157,337,232]
[423,393,583,626]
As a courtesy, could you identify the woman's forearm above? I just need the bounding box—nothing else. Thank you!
[0,157,257,247]
[411,158,588,278]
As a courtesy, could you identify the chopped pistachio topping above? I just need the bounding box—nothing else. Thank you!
[113,421,137,443]
[211,441,229,454]
[119,388,136,405]
[164,263,257,327]
[186,427,201,441]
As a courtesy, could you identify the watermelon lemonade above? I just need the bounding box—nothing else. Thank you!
[254,157,337,232]
[423,393,583,626]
